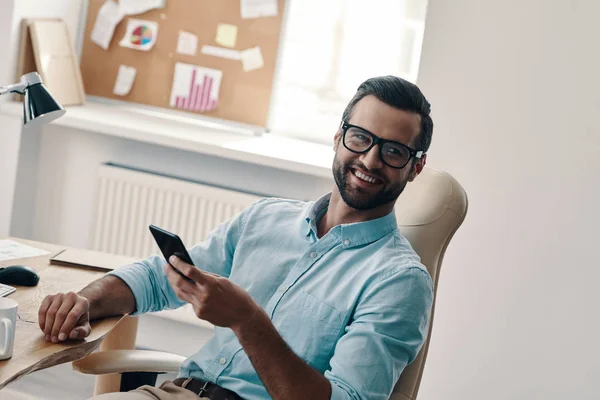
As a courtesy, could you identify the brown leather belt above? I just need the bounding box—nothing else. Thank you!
[172,377,243,400]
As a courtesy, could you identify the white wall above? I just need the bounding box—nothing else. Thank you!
[0,0,19,236]
[0,115,23,237]
[0,0,84,236]
[417,0,600,399]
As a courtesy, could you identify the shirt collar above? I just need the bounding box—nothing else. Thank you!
[304,193,398,247]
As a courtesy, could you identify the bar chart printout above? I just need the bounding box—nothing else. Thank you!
[169,63,223,112]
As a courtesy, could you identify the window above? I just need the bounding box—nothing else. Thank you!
[269,0,428,144]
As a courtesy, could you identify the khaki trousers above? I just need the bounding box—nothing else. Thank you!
[87,381,208,400]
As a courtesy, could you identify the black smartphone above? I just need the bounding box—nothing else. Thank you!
[149,224,195,282]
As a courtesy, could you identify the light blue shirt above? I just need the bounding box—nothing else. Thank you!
[109,194,433,400]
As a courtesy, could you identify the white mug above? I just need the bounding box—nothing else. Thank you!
[0,297,18,360]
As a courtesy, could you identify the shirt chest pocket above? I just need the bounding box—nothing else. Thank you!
[278,290,345,372]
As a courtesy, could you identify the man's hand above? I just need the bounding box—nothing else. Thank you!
[165,256,261,329]
[38,292,91,343]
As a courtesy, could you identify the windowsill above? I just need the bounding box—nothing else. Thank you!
[0,100,334,179]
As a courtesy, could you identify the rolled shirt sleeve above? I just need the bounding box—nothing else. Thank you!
[325,267,434,400]
[107,200,261,316]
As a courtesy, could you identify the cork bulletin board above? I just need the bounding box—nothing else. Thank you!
[80,0,286,127]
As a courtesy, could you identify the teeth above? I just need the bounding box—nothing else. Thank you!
[353,170,377,184]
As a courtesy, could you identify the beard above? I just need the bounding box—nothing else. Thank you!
[332,156,408,210]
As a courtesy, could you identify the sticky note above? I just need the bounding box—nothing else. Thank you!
[241,46,264,72]
[177,31,198,55]
[113,65,137,96]
[215,23,238,48]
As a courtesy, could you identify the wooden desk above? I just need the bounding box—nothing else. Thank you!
[0,238,138,394]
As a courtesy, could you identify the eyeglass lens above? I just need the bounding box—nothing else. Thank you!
[344,127,411,167]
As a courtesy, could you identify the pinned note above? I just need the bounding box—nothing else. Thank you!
[176,31,198,55]
[119,19,159,51]
[91,0,123,50]
[119,0,166,16]
[201,45,242,60]
[240,0,278,19]
[113,65,137,96]
[170,63,223,113]
[241,46,264,71]
[215,24,238,48]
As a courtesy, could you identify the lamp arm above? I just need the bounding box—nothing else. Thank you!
[0,82,27,96]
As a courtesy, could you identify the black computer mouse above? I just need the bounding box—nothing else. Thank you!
[0,265,40,286]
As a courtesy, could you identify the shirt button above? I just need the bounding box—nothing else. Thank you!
[278,285,287,293]
[344,239,350,245]
[310,251,317,258]
[219,357,227,365]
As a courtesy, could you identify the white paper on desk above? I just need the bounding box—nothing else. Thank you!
[240,0,278,19]
[119,0,166,16]
[176,31,198,56]
[91,0,123,50]
[201,45,242,60]
[241,46,264,71]
[0,240,49,262]
[113,65,137,96]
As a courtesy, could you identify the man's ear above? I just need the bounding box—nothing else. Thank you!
[408,154,426,182]
[333,130,341,151]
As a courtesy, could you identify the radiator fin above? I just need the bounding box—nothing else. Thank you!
[91,165,263,259]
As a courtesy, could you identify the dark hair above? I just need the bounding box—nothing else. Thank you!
[342,75,433,153]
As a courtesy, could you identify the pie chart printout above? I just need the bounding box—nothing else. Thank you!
[130,25,154,46]
[119,19,159,51]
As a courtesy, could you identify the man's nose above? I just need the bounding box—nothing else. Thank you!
[360,145,384,170]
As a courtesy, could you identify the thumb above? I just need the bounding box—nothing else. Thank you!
[69,324,91,340]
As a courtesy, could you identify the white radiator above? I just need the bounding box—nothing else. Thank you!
[91,164,263,259]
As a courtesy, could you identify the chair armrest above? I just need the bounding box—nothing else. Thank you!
[72,350,186,375]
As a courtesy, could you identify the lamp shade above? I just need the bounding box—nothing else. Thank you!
[23,82,66,128]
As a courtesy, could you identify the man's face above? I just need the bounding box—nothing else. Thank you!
[333,95,425,210]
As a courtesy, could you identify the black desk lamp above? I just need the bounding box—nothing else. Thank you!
[0,72,66,127]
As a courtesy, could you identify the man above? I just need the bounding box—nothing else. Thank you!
[38,75,435,400]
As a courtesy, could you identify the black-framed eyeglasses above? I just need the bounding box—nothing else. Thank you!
[341,121,425,169]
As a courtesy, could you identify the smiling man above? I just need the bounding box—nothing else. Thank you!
[38,76,435,400]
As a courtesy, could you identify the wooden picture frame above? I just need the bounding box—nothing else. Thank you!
[16,18,86,106]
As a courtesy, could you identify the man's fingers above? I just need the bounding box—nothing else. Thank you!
[38,296,52,331]
[169,256,214,284]
[59,302,88,340]
[50,294,77,341]
[69,324,91,340]
[43,296,63,337]
[164,262,196,289]
[164,264,198,298]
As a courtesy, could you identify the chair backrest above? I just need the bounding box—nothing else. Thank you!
[391,167,468,400]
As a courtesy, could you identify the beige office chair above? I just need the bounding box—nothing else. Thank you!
[71,167,468,399]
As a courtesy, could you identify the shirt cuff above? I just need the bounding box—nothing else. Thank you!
[107,264,147,316]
